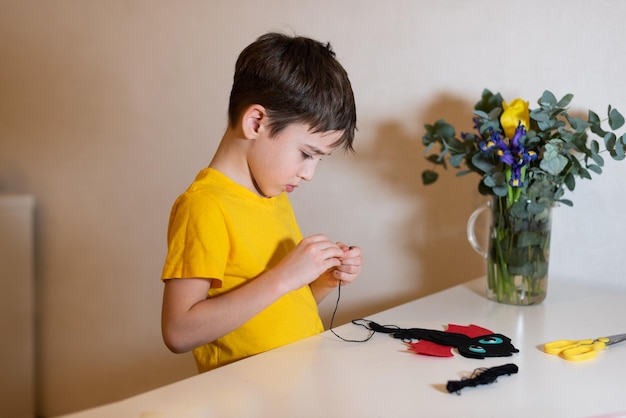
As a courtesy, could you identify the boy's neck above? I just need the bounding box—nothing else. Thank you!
[209,130,261,197]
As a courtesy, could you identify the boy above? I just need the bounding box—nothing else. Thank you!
[160,32,362,373]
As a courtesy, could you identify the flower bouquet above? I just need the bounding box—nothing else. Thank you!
[422,89,626,304]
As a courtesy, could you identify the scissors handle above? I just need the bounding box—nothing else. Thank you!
[543,339,594,355]
[560,341,606,361]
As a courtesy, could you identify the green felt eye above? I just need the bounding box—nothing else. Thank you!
[479,336,503,345]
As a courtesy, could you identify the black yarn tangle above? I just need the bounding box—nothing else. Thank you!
[446,363,519,394]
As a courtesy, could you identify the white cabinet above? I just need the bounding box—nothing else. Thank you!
[0,194,35,418]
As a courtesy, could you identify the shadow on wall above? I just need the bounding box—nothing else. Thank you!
[357,91,487,303]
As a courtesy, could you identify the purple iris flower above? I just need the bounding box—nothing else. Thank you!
[478,122,537,187]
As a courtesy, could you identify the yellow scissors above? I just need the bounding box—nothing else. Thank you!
[544,333,626,361]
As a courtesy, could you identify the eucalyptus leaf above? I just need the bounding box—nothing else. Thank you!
[557,93,574,108]
[558,199,573,206]
[539,90,557,108]
[580,166,592,179]
[422,170,438,185]
[588,110,600,124]
[473,110,489,119]
[540,141,568,175]
[526,201,546,215]
[471,152,496,174]
[449,153,465,167]
[493,184,509,197]
[604,133,616,153]
[483,175,496,187]
[591,152,604,167]
[590,140,602,161]
[564,172,576,191]
[567,116,590,133]
[530,109,549,122]
[434,121,455,140]
[510,203,529,219]
[614,138,626,159]
[475,89,503,113]
[609,107,625,130]
[588,164,603,174]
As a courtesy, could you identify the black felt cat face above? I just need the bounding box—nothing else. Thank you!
[457,334,519,359]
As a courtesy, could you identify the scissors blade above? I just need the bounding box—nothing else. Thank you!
[603,333,626,346]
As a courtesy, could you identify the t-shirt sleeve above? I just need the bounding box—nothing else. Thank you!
[161,192,228,287]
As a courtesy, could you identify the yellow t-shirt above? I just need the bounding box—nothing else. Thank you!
[161,168,323,372]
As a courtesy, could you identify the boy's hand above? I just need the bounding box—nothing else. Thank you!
[332,242,362,285]
[274,234,344,291]
[305,240,363,303]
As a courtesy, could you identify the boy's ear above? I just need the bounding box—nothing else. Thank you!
[241,104,267,139]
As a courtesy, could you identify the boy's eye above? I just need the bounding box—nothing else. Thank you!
[301,151,314,160]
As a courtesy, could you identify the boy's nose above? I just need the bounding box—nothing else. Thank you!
[298,171,312,182]
[298,163,316,182]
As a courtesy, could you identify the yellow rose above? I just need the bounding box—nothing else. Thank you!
[500,98,530,138]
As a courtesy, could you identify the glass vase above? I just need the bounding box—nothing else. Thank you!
[468,196,552,305]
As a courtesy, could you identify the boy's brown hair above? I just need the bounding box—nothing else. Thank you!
[228,32,357,152]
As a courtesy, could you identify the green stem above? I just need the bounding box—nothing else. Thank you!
[487,196,551,305]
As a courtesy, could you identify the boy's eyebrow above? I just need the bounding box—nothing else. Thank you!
[304,144,333,156]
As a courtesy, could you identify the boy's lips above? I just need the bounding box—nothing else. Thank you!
[285,184,297,193]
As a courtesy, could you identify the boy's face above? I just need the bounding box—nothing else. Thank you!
[248,122,343,197]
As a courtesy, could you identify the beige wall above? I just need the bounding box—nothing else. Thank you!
[2,0,626,416]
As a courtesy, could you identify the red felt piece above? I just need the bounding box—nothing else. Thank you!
[407,340,454,357]
[446,324,493,338]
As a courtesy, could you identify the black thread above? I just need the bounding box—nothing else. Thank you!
[329,281,374,342]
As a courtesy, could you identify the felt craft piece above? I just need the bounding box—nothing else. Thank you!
[446,363,519,394]
[359,320,519,359]
[408,324,496,357]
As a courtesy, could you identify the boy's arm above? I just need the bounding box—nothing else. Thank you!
[161,273,286,353]
[161,234,345,353]
[309,244,362,304]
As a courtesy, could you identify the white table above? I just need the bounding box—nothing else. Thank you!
[59,279,626,418]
